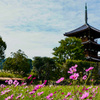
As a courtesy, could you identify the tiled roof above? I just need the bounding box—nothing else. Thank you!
[64,23,100,36]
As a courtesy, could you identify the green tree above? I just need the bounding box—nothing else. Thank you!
[3,49,32,76]
[0,36,7,60]
[32,56,56,83]
[52,37,85,64]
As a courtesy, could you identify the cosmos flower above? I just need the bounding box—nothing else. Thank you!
[46,93,53,99]
[69,73,79,80]
[68,65,77,74]
[65,92,71,97]
[37,91,44,96]
[85,67,94,72]
[8,80,13,85]
[56,77,64,83]
[43,80,47,85]
[80,92,89,99]
[16,93,22,99]
[28,75,32,79]
[82,75,87,80]
[29,91,35,94]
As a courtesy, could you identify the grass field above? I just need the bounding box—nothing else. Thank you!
[0,65,99,100]
[0,82,100,100]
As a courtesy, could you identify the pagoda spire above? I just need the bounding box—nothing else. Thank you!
[85,3,88,24]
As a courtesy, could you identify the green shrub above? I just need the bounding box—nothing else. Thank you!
[0,71,23,78]
[63,59,99,81]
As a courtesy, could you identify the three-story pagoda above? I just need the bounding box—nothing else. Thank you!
[64,4,100,62]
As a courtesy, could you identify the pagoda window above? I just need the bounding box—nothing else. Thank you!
[80,36,82,38]
[84,35,87,38]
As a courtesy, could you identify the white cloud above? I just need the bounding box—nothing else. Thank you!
[0,0,100,59]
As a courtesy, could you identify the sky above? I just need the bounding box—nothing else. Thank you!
[0,0,100,59]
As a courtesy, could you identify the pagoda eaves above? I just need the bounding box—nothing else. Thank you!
[64,23,100,39]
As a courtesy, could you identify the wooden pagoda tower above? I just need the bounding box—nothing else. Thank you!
[64,4,100,62]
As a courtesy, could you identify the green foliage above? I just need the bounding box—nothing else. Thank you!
[3,49,32,76]
[0,71,22,78]
[63,59,98,80]
[0,36,7,60]
[52,37,85,64]
[32,56,56,82]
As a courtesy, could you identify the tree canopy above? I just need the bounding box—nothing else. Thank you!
[52,37,85,64]
[0,36,7,60]
[3,49,32,76]
[32,56,56,83]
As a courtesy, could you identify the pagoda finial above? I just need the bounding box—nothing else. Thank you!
[85,3,88,24]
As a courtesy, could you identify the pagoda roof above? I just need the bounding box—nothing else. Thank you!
[82,40,100,46]
[64,23,100,37]
[86,56,100,62]
[82,40,100,51]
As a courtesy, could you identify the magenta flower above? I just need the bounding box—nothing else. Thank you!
[1,89,11,95]
[5,80,8,83]
[68,68,77,74]
[8,80,13,85]
[15,82,19,87]
[85,67,94,72]
[16,93,22,99]
[28,75,32,79]
[68,65,77,74]
[29,91,35,94]
[46,93,53,99]
[37,91,44,96]
[80,92,89,99]
[72,64,78,69]
[33,84,44,91]
[13,80,18,85]
[5,94,13,100]
[0,84,6,88]
[33,77,36,80]
[82,75,87,80]
[56,77,64,83]
[65,92,71,97]
[43,80,47,85]
[69,73,79,80]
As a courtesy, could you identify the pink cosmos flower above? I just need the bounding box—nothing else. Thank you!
[29,91,35,94]
[43,80,47,85]
[33,77,36,80]
[1,89,11,95]
[69,98,73,100]
[33,84,44,91]
[56,77,64,83]
[85,67,94,72]
[28,75,32,79]
[15,82,19,87]
[69,73,79,80]
[68,68,77,74]
[72,64,78,69]
[80,92,89,99]
[13,80,18,85]
[5,80,8,83]
[8,80,13,85]
[21,82,27,86]
[33,95,35,97]
[46,93,53,99]
[5,94,13,100]
[0,84,6,88]
[16,93,22,99]
[37,91,44,96]
[83,75,87,80]
[68,65,77,74]
[65,92,71,97]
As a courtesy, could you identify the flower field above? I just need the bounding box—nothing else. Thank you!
[0,65,100,100]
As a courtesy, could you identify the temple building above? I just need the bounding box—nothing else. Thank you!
[64,4,100,62]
